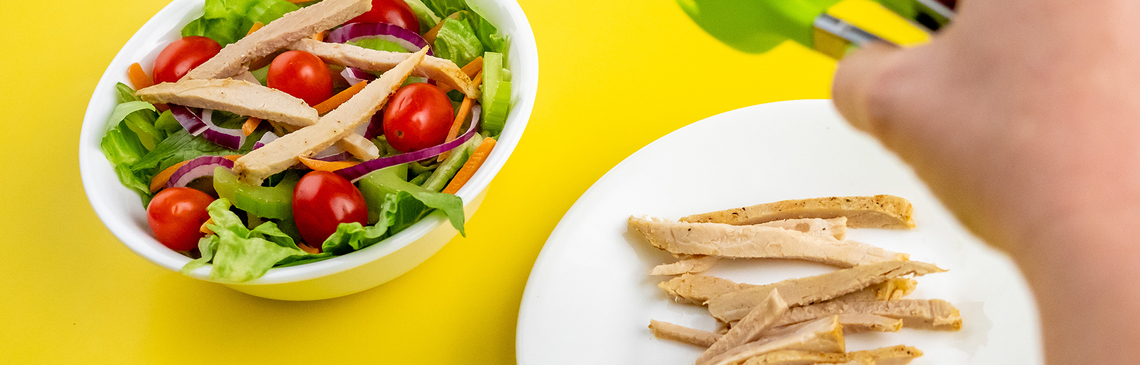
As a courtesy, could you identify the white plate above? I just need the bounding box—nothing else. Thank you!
[516,100,1043,364]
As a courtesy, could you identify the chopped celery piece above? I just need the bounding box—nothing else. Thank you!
[422,134,481,192]
[482,80,510,135]
[213,167,298,219]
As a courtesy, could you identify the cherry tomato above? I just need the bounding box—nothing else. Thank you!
[152,36,222,84]
[268,50,334,106]
[347,0,420,31]
[147,187,215,252]
[383,83,455,152]
[292,171,369,247]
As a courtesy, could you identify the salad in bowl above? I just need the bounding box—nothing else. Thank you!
[80,0,536,300]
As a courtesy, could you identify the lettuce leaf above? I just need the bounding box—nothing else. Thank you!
[423,0,467,19]
[358,164,466,236]
[182,0,300,46]
[403,0,442,33]
[102,87,161,203]
[101,124,152,202]
[183,199,313,282]
[467,10,506,54]
[130,129,236,173]
[433,15,484,67]
[349,38,413,53]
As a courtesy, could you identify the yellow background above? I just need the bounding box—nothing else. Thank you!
[0,0,916,363]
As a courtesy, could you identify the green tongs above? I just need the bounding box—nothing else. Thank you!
[677,0,954,59]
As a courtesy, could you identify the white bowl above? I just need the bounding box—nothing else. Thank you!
[78,0,538,301]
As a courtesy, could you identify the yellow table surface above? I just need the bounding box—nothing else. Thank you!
[0,0,915,363]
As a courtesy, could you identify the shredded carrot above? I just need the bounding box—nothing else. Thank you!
[437,98,474,162]
[149,155,242,192]
[200,218,215,235]
[310,30,326,42]
[442,138,496,194]
[297,242,321,254]
[247,21,265,36]
[242,117,262,136]
[297,156,361,172]
[314,80,368,114]
[424,12,464,44]
[460,57,484,77]
[128,63,154,90]
[438,58,484,94]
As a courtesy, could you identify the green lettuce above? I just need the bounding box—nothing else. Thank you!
[433,14,484,67]
[467,9,506,54]
[358,164,466,235]
[349,38,413,53]
[183,199,314,282]
[101,84,163,203]
[182,0,300,46]
[130,129,236,173]
[423,0,467,19]
[403,0,442,33]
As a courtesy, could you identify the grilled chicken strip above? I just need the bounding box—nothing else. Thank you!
[702,316,845,365]
[845,345,923,365]
[233,47,426,184]
[706,261,945,323]
[698,290,789,364]
[628,217,908,268]
[660,274,918,306]
[648,320,721,348]
[680,195,915,229]
[136,79,318,127]
[184,0,372,80]
[771,299,962,331]
[756,218,848,240]
[741,350,849,365]
[288,38,481,99]
[652,256,720,276]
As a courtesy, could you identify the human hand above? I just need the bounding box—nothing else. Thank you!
[832,1,1140,363]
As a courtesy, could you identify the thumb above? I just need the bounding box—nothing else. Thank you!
[831,42,918,138]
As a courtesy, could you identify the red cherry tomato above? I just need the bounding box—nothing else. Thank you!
[383,83,455,152]
[292,171,369,247]
[147,187,215,251]
[267,50,334,106]
[152,36,222,84]
[347,0,420,31]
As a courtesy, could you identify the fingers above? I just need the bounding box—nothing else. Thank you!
[831,42,912,138]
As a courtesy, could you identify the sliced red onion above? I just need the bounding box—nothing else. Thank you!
[336,105,481,182]
[362,113,384,139]
[169,105,251,150]
[166,156,235,189]
[252,131,278,150]
[327,22,433,55]
[341,67,377,85]
[313,144,349,161]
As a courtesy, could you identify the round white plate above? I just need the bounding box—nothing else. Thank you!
[516,100,1043,364]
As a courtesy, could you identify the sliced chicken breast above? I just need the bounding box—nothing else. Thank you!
[628,217,908,268]
[649,320,721,348]
[652,256,720,276]
[233,47,426,184]
[660,274,918,306]
[698,290,789,364]
[680,195,915,229]
[772,299,962,331]
[288,38,481,99]
[706,261,945,323]
[702,316,845,365]
[184,0,372,80]
[136,79,318,127]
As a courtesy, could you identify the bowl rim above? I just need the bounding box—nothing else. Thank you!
[78,0,539,285]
